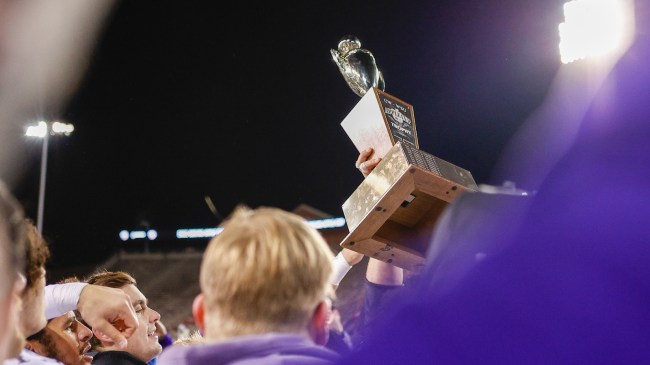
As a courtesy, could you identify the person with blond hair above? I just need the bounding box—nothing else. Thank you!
[158,206,338,365]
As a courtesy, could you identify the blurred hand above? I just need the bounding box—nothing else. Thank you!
[341,248,363,266]
[77,285,138,349]
[355,148,382,177]
[327,308,344,334]
[367,258,403,286]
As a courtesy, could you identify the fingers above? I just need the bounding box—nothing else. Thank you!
[116,302,139,338]
[92,323,128,349]
[358,157,382,177]
[78,285,139,348]
[356,148,382,177]
[355,148,374,169]
[90,309,138,349]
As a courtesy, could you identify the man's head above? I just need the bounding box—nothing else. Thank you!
[84,271,162,362]
[0,182,26,362]
[19,220,50,337]
[26,311,93,365]
[196,206,334,344]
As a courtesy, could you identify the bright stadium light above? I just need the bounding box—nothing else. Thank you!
[559,0,634,64]
[24,120,75,234]
[119,230,129,241]
[51,121,75,135]
[25,121,48,138]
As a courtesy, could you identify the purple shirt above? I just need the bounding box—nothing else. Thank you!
[158,333,338,365]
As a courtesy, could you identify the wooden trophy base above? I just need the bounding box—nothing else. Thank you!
[340,142,477,271]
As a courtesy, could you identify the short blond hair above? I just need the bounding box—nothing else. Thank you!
[173,331,205,346]
[200,206,334,340]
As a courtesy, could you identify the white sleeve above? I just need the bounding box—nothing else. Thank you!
[44,282,87,320]
[330,252,353,286]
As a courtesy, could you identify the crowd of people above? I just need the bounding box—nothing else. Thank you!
[0,167,410,365]
[1,1,649,364]
[3,63,650,361]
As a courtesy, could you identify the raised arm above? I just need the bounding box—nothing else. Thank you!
[332,148,404,288]
[45,282,139,349]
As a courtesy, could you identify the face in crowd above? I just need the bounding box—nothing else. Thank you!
[85,270,163,363]
[118,283,162,362]
[26,311,93,365]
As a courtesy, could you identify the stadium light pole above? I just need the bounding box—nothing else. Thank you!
[25,120,74,234]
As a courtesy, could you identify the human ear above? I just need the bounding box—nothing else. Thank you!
[307,301,330,346]
[192,293,205,334]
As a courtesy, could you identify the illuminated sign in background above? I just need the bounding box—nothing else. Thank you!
[119,217,347,241]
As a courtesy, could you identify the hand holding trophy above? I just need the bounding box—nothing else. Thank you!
[331,36,478,272]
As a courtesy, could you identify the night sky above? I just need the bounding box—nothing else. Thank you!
[13,0,564,267]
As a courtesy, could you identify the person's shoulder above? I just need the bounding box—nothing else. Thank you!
[156,345,193,365]
[158,335,338,365]
[4,349,63,365]
[92,351,147,365]
[245,334,339,364]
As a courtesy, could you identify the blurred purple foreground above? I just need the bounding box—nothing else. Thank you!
[340,7,650,365]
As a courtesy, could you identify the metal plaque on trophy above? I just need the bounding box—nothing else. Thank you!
[332,35,478,271]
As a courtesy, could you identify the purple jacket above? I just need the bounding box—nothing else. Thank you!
[157,333,338,365]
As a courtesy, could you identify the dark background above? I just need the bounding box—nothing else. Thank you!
[13,0,563,268]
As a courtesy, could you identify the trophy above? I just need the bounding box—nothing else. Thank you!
[332,36,478,271]
[331,35,385,97]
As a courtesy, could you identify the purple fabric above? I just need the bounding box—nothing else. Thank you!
[158,334,173,349]
[324,329,352,355]
[339,12,650,365]
[157,333,338,365]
